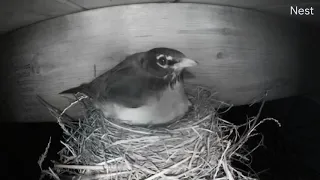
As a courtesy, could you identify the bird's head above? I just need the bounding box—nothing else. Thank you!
[143,47,198,79]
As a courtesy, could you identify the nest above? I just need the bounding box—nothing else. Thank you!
[38,86,280,180]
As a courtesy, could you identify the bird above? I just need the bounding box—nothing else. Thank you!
[59,47,198,125]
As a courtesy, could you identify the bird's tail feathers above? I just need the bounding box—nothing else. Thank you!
[59,84,89,95]
[59,87,82,94]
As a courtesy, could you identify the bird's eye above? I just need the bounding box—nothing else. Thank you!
[157,56,167,66]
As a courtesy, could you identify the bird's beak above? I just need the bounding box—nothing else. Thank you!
[174,58,198,70]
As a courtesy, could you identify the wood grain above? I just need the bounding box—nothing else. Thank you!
[1,3,320,122]
[0,0,83,34]
[69,0,320,22]
[1,0,319,34]
[68,0,319,10]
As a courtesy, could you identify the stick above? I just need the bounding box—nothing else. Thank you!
[145,157,191,180]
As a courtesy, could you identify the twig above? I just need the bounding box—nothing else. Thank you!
[104,118,152,135]
[48,167,60,180]
[63,171,132,180]
[145,157,191,180]
[38,137,51,170]
[214,141,231,179]
[55,164,128,172]
[60,94,88,117]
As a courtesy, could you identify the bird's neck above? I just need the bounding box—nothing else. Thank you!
[164,72,184,89]
[145,72,183,93]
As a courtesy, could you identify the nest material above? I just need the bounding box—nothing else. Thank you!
[38,86,280,180]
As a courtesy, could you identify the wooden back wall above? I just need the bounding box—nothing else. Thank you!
[1,3,320,122]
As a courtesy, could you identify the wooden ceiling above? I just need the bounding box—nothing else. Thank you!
[0,0,319,35]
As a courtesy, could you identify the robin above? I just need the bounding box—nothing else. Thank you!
[60,47,198,125]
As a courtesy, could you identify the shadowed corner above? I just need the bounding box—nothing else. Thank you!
[295,22,320,96]
[0,96,16,122]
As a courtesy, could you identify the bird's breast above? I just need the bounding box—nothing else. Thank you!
[96,82,190,125]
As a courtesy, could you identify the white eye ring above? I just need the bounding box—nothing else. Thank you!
[157,62,168,68]
[156,54,174,68]
[156,54,165,59]
[157,57,168,68]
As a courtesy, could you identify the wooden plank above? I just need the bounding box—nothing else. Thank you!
[0,3,320,122]
[259,3,320,23]
[69,0,320,23]
[0,0,83,34]
[69,0,320,9]
[1,0,319,34]
[68,0,177,9]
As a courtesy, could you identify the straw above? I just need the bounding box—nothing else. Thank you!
[39,85,279,180]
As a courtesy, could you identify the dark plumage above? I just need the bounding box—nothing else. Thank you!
[60,47,198,125]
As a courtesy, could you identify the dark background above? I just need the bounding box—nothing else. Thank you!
[1,96,320,180]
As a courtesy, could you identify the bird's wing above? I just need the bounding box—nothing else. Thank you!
[60,53,166,108]
[90,53,161,108]
[59,53,144,97]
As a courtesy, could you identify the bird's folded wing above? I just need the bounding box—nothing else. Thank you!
[91,57,160,108]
